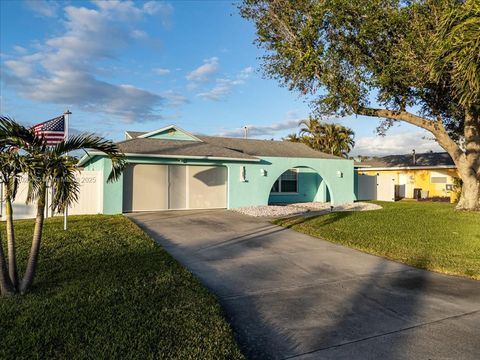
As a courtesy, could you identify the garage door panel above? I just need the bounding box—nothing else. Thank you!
[169,165,187,209]
[188,166,227,209]
[123,164,168,212]
[123,164,227,212]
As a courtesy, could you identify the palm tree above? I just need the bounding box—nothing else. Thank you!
[319,123,355,157]
[297,117,355,157]
[283,133,301,142]
[299,117,322,150]
[0,116,125,295]
[0,150,26,290]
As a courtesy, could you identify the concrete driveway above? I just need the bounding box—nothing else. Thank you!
[127,210,480,360]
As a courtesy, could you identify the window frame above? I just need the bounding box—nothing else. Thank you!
[270,169,299,194]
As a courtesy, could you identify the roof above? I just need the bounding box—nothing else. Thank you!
[115,138,259,161]
[358,152,455,169]
[125,131,145,139]
[197,135,340,159]
[123,131,341,160]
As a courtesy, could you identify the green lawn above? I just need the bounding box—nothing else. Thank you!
[0,215,243,359]
[275,201,480,280]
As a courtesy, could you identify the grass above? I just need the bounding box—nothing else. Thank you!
[275,201,480,280]
[0,215,243,359]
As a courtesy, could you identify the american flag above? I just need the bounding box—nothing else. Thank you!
[33,115,66,145]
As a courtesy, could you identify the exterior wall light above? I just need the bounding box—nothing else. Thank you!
[240,166,247,182]
[336,170,343,178]
[261,169,267,176]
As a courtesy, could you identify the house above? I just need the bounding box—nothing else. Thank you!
[78,125,355,214]
[356,151,458,201]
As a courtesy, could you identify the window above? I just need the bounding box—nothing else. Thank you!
[431,176,447,184]
[271,169,298,193]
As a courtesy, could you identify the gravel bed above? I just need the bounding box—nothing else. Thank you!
[233,202,381,218]
[233,205,309,218]
[290,202,382,212]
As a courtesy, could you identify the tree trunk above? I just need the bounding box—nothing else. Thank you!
[5,196,19,289]
[456,173,480,211]
[19,184,46,294]
[455,109,480,211]
[0,231,15,296]
[356,106,480,210]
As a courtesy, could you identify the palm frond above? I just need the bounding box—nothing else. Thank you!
[52,134,125,183]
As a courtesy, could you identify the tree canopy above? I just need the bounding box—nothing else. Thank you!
[241,0,480,210]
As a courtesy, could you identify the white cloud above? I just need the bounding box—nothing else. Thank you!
[153,68,171,76]
[186,57,219,82]
[13,46,28,54]
[144,1,173,27]
[161,90,189,107]
[130,29,147,39]
[2,2,171,122]
[197,66,253,101]
[218,119,299,138]
[24,0,59,17]
[4,60,35,77]
[351,131,444,156]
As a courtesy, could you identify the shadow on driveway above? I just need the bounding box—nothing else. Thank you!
[127,210,480,360]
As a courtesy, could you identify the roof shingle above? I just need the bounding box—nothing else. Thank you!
[116,138,258,160]
[123,131,342,160]
[359,152,454,168]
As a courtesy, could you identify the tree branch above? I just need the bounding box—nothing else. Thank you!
[357,106,436,131]
[356,106,464,162]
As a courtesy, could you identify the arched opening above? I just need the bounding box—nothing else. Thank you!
[268,166,331,205]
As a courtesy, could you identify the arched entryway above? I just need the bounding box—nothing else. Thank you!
[267,166,332,205]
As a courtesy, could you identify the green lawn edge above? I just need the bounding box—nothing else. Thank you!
[0,215,244,359]
[275,201,480,280]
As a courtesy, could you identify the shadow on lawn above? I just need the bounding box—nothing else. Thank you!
[277,211,353,230]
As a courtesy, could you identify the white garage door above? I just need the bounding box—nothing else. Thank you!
[123,164,227,212]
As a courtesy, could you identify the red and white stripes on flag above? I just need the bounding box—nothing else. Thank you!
[33,115,65,145]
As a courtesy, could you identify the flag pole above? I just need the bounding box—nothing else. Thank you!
[63,110,71,231]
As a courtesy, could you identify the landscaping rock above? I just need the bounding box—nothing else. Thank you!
[233,202,381,218]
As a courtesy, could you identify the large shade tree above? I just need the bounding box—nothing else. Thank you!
[0,117,125,295]
[240,0,480,210]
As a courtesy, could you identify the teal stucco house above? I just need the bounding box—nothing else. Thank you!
[78,125,355,214]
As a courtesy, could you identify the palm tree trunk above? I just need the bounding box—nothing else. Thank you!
[5,196,19,289]
[20,184,46,294]
[0,231,15,296]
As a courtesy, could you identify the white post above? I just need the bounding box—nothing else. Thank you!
[63,110,71,231]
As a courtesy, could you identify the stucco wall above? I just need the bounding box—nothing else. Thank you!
[86,155,355,214]
[358,168,459,200]
[268,168,327,204]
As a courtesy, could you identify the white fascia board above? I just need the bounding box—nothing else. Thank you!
[80,151,260,163]
[358,165,457,171]
[77,152,101,167]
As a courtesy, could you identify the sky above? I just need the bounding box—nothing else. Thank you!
[0,0,443,156]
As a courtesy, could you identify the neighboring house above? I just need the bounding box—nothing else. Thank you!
[356,151,458,201]
[78,125,355,214]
